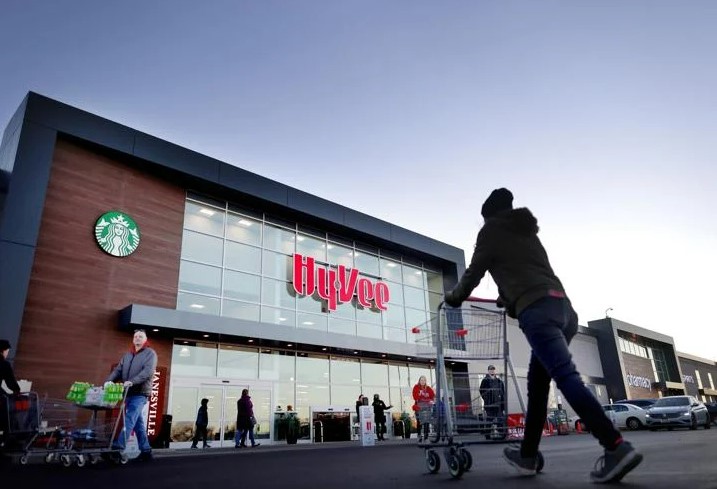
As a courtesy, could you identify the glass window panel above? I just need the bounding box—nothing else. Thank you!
[403,286,426,310]
[262,250,292,281]
[297,292,325,313]
[331,358,361,385]
[427,292,443,313]
[261,307,296,328]
[357,322,382,339]
[402,264,426,288]
[171,343,218,377]
[262,278,296,309]
[222,299,260,322]
[273,382,295,411]
[296,233,327,261]
[296,356,330,383]
[389,387,403,413]
[384,327,406,343]
[426,270,443,293]
[356,303,381,324]
[179,261,222,296]
[385,281,404,305]
[217,345,258,379]
[297,312,328,332]
[225,241,261,273]
[398,366,410,387]
[169,386,199,442]
[380,258,402,282]
[389,365,400,386]
[327,243,354,268]
[332,299,356,320]
[382,305,405,327]
[405,308,428,330]
[354,251,380,277]
[409,366,432,386]
[264,224,295,254]
[361,361,388,386]
[328,317,356,336]
[226,213,261,245]
[177,292,221,316]
[331,385,362,407]
[223,270,261,302]
[295,384,330,408]
[184,201,225,236]
[260,351,296,382]
[181,230,223,266]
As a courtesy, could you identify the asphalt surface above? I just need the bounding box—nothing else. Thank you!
[4,428,717,488]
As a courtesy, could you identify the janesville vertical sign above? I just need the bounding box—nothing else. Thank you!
[146,366,167,441]
[292,253,390,311]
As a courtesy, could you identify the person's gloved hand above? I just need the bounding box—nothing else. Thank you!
[444,290,462,308]
[123,381,133,388]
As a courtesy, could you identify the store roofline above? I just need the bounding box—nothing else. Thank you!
[10,92,464,265]
[677,351,717,365]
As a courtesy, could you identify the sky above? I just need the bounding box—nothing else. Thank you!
[1,1,715,361]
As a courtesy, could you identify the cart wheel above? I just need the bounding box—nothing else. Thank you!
[118,455,128,465]
[459,448,473,471]
[19,455,29,465]
[425,450,441,474]
[536,451,545,473]
[447,454,465,478]
[89,454,100,465]
[60,454,73,467]
[45,453,55,464]
[429,431,440,444]
[76,454,86,467]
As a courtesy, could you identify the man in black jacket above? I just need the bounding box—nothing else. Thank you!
[480,365,505,421]
[444,188,642,484]
[190,398,210,449]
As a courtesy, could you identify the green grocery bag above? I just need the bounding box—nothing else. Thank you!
[66,381,91,404]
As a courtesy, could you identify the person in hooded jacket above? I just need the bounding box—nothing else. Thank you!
[444,188,642,484]
[190,398,210,449]
[372,394,392,441]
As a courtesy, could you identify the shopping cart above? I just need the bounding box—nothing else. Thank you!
[2,386,129,467]
[0,392,41,463]
[411,299,544,478]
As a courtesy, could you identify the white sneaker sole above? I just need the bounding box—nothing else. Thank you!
[503,452,536,476]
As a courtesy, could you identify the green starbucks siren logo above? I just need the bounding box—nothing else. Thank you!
[94,211,141,257]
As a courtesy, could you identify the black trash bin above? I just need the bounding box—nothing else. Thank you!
[151,414,173,448]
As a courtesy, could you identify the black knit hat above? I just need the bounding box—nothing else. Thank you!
[481,188,513,218]
[0,339,10,351]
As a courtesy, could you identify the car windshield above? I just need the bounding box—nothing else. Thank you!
[653,397,689,407]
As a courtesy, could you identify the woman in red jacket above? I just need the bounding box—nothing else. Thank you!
[412,375,435,442]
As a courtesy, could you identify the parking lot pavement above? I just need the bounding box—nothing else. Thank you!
[4,429,717,488]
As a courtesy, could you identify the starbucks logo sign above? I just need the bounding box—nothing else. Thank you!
[94,211,141,257]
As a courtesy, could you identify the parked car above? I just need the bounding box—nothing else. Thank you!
[614,398,657,409]
[603,403,647,430]
[573,403,646,432]
[645,396,711,430]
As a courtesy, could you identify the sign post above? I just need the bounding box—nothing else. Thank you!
[359,405,375,447]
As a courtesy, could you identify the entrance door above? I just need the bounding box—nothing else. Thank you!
[169,379,273,448]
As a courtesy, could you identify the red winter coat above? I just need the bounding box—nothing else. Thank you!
[412,384,435,411]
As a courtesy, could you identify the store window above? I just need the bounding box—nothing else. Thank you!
[296,355,330,384]
[259,351,296,382]
[177,292,220,316]
[296,233,327,262]
[226,213,261,245]
[327,243,354,268]
[184,201,225,237]
[217,345,258,379]
[225,241,261,274]
[222,299,260,322]
[171,343,218,377]
[179,261,222,296]
[223,270,261,303]
[331,358,361,385]
[380,259,402,282]
[263,224,295,254]
[181,231,223,266]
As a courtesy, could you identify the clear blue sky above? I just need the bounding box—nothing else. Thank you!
[1,1,715,361]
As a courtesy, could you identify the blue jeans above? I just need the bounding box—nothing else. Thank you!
[115,395,151,452]
[518,297,621,457]
[235,425,255,446]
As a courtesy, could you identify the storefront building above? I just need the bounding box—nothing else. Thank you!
[678,352,717,403]
[0,93,468,446]
[588,318,685,402]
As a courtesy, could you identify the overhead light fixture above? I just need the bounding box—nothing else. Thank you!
[203,334,210,338]
[296,236,305,241]
[152,328,159,332]
[381,354,386,358]
[302,321,314,326]
[287,344,293,347]
[322,347,327,351]
[190,304,205,309]
[278,317,287,322]
[327,244,334,250]
[353,351,358,354]
[182,341,189,344]
[199,208,216,216]
[238,219,253,226]
[248,339,254,343]
[179,347,190,357]
[386,262,397,268]
[407,357,412,360]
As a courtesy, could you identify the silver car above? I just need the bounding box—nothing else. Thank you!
[645,395,711,430]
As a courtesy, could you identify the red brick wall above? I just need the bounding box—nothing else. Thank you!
[14,139,184,404]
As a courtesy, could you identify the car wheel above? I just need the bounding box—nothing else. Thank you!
[690,415,697,430]
[626,417,642,430]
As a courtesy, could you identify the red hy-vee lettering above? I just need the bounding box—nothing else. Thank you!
[292,253,390,311]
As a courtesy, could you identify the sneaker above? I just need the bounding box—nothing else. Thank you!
[590,441,643,483]
[190,445,198,449]
[136,450,153,462]
[251,443,261,447]
[203,444,211,449]
[503,445,537,476]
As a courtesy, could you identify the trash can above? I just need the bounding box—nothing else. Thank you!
[151,414,172,448]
